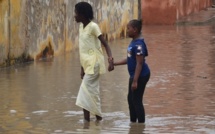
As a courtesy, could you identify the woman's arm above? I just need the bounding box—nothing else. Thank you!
[132,55,144,90]
[98,35,114,71]
[98,35,112,58]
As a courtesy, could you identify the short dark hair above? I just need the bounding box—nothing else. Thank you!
[75,2,94,20]
[129,19,142,33]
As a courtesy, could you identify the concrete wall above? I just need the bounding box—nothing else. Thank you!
[0,0,10,66]
[1,0,212,67]
[142,0,212,25]
[0,0,138,67]
[176,0,212,20]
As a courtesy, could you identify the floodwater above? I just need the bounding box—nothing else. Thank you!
[0,24,215,134]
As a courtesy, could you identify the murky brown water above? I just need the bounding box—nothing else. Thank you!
[0,24,215,134]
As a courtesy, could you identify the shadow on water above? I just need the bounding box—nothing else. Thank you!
[0,24,215,133]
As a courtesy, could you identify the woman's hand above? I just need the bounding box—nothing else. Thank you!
[108,63,114,71]
[108,57,114,71]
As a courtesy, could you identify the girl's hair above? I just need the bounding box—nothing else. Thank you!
[75,2,94,20]
[129,19,142,33]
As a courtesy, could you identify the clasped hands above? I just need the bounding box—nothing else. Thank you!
[108,57,114,71]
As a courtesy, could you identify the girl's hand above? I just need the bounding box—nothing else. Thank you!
[131,81,138,91]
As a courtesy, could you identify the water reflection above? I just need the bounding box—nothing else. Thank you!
[128,123,145,134]
[0,24,215,133]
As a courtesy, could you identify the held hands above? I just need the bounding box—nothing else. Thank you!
[108,57,114,71]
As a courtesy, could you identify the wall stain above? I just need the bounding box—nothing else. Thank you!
[35,35,54,60]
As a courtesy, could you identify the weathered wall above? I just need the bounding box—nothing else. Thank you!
[0,0,9,66]
[0,0,27,66]
[142,0,212,25]
[176,0,212,20]
[0,0,138,67]
[142,0,176,25]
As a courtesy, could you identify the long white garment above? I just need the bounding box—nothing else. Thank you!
[78,21,106,75]
[76,63,102,116]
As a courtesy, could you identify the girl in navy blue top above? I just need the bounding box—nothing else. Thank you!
[114,19,150,123]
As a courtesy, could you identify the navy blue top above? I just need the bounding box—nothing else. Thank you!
[127,38,150,78]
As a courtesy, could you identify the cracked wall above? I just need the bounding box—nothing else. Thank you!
[0,0,139,67]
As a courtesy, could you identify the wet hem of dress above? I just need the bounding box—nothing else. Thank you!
[75,103,102,117]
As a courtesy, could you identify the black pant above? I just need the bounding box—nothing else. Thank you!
[128,73,150,123]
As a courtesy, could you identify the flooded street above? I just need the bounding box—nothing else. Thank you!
[0,24,215,134]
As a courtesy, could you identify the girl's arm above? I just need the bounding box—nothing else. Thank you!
[131,55,144,90]
[114,59,127,66]
[98,35,114,71]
